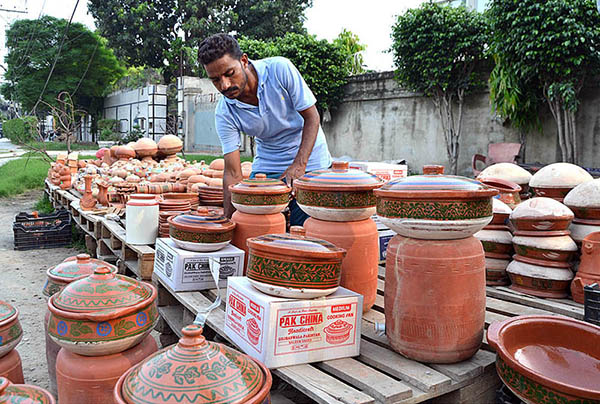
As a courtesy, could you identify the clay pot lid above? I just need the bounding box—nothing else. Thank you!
[118,324,269,404]
[294,161,384,192]
[479,177,522,194]
[157,135,183,151]
[247,227,346,260]
[47,254,117,283]
[324,319,353,334]
[492,198,512,215]
[477,163,532,185]
[0,377,55,404]
[209,158,225,170]
[229,173,291,195]
[564,178,600,209]
[134,138,158,152]
[0,301,18,327]
[510,197,574,221]
[529,163,593,188]
[513,254,573,268]
[375,175,498,199]
[168,210,235,233]
[512,235,577,251]
[116,146,136,159]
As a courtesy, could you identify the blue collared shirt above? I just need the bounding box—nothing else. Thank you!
[215,56,332,173]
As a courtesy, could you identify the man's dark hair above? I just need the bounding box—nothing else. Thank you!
[198,34,243,65]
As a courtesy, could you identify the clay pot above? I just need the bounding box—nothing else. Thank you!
[0,350,23,384]
[512,235,577,263]
[479,178,522,209]
[564,178,600,223]
[477,162,532,199]
[0,301,22,359]
[422,165,445,175]
[247,227,346,298]
[474,229,513,258]
[375,175,497,240]
[510,197,574,232]
[488,198,512,227]
[0,376,55,403]
[47,267,158,356]
[485,257,510,286]
[114,324,272,404]
[96,148,109,160]
[487,315,600,404]
[80,175,96,211]
[529,163,593,202]
[385,235,485,363]
[209,158,225,171]
[116,146,136,161]
[295,161,384,222]
[229,174,291,214]
[168,209,235,252]
[133,138,158,161]
[57,334,157,404]
[571,232,600,303]
[211,170,224,179]
[96,180,110,206]
[157,135,183,156]
[506,259,573,298]
[569,222,600,245]
[43,254,118,298]
[305,217,379,312]
[231,211,286,271]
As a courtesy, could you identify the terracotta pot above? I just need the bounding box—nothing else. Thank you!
[305,217,378,313]
[564,178,600,221]
[0,376,55,403]
[231,211,286,271]
[529,163,593,202]
[487,198,512,227]
[114,325,271,404]
[57,334,157,404]
[96,180,110,206]
[569,222,600,245]
[0,301,22,359]
[385,235,484,363]
[168,210,235,252]
[512,235,577,263]
[43,254,118,298]
[485,257,510,286]
[477,162,532,190]
[510,197,574,232]
[80,175,96,211]
[479,178,522,210]
[44,310,59,397]
[247,227,346,298]
[47,267,158,356]
[157,135,182,156]
[375,175,497,240]
[230,174,291,214]
[422,165,445,175]
[474,229,513,256]
[209,158,225,170]
[116,146,136,161]
[506,259,573,298]
[0,350,23,384]
[571,232,600,303]
[487,315,600,404]
[133,138,157,161]
[295,161,384,222]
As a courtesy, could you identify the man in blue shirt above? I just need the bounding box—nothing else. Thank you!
[198,34,332,225]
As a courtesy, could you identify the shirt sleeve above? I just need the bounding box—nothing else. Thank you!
[273,57,317,112]
[215,100,242,155]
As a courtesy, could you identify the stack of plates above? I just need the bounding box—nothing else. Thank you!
[158,199,191,238]
[198,186,224,207]
[162,193,199,211]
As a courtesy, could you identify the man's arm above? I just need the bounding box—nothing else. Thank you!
[280,105,320,185]
[223,149,243,218]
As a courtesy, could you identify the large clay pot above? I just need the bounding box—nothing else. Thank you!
[0,350,24,384]
[80,175,96,211]
[229,174,291,214]
[510,197,574,232]
[506,259,573,298]
[0,376,55,403]
[512,235,577,263]
[168,210,235,252]
[305,217,378,312]
[529,163,593,202]
[157,135,183,157]
[564,178,600,224]
[43,254,118,298]
[44,310,59,397]
[133,138,158,162]
[57,334,157,404]
[474,229,513,259]
[385,235,485,363]
[571,231,600,303]
[479,178,522,210]
[231,211,286,271]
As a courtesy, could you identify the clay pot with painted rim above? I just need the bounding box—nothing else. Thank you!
[479,178,522,210]
[512,235,577,263]
[375,175,498,240]
[157,135,183,156]
[168,209,235,252]
[485,257,510,286]
[246,227,346,298]
[114,324,272,404]
[488,198,512,227]
[295,161,384,222]
[506,260,573,298]
[0,301,22,359]
[529,163,593,202]
[0,377,55,404]
[571,232,600,304]
[564,178,600,224]
[229,174,291,214]
[43,254,118,298]
[487,315,600,404]
[474,229,513,258]
[510,197,574,232]
[47,267,158,356]
[477,162,532,196]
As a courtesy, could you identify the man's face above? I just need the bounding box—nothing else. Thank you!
[205,53,249,99]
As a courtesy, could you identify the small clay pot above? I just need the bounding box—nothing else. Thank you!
[80,175,96,211]
[485,257,510,286]
[157,135,183,156]
[564,178,600,221]
[506,259,573,298]
[0,302,22,359]
[510,197,574,232]
[229,174,291,214]
[479,177,522,209]
[474,229,513,256]
[422,165,445,175]
[168,210,235,252]
[209,158,225,171]
[0,377,55,403]
[488,198,513,226]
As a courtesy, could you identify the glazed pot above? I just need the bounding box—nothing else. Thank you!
[0,301,22,359]
[47,267,158,356]
[477,163,532,198]
[571,232,600,304]
[487,315,600,404]
[510,197,574,232]
[43,254,118,298]
[295,161,384,222]
[529,163,593,202]
[126,194,159,245]
[479,178,522,210]
[564,178,600,222]
[0,377,55,404]
[230,174,291,214]
[0,350,23,384]
[474,229,513,257]
[422,165,444,175]
[506,260,573,298]
[157,135,183,156]
[512,235,577,263]
[168,209,235,252]
[375,175,497,240]
[246,227,346,298]
[114,324,272,404]
[485,257,510,286]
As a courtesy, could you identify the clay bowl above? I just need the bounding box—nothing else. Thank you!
[485,257,510,286]
[229,174,291,214]
[0,377,55,403]
[506,259,573,298]
[43,254,118,298]
[529,163,593,202]
[564,178,600,221]
[474,229,513,256]
[510,197,574,232]
[487,315,600,404]
[167,210,235,252]
[512,235,577,263]
[480,178,522,210]
[157,135,183,156]
[0,301,22,358]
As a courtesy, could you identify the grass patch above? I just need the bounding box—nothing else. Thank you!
[0,158,50,197]
[33,194,54,214]
[25,141,98,151]
[183,154,253,164]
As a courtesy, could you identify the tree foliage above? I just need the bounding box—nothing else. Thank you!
[333,28,366,75]
[231,0,311,40]
[391,3,487,174]
[3,117,39,144]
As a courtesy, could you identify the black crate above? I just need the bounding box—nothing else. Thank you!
[13,209,72,250]
[584,283,600,327]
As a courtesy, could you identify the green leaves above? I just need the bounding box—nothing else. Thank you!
[114,319,136,336]
[70,321,93,337]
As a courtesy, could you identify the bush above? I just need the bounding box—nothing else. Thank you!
[3,116,39,143]
[122,124,144,144]
[0,157,49,197]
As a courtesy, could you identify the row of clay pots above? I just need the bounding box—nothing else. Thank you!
[475,199,513,286]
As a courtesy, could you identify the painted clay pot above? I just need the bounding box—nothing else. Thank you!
[506,260,573,298]
[529,163,593,202]
[157,135,183,156]
[47,267,158,356]
[510,197,574,232]
[512,235,577,263]
[231,211,286,272]
[114,324,272,404]
[80,175,96,211]
[295,161,384,222]
[246,228,346,298]
[0,302,22,359]
[477,162,532,199]
[571,232,600,304]
[168,210,235,252]
[133,138,158,161]
[57,334,157,404]
[479,178,522,210]
[564,178,600,223]
[474,229,513,257]
[230,174,291,214]
[305,217,378,313]
[485,257,510,286]
[422,165,445,175]
[0,350,23,384]
[488,198,513,227]
[487,315,600,404]
[386,235,485,363]
[43,254,118,298]
[374,175,497,240]
[0,377,55,404]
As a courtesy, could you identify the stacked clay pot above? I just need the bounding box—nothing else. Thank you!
[375,175,498,363]
[571,232,600,304]
[0,301,24,384]
[157,134,183,162]
[158,198,190,238]
[529,162,593,202]
[168,208,235,252]
[0,377,55,404]
[295,161,384,312]
[507,198,576,298]
[133,138,158,162]
[47,267,159,403]
[477,162,532,200]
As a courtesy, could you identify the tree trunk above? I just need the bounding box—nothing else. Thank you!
[433,92,462,175]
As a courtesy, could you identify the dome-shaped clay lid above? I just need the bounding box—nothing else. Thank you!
[529,163,593,188]
[375,175,498,199]
[47,254,117,284]
[510,197,574,221]
[564,179,600,208]
[0,377,55,404]
[168,209,235,233]
[0,301,17,327]
[229,173,291,195]
[134,138,157,152]
[118,324,269,404]
[477,163,532,185]
[493,198,512,215]
[157,134,183,149]
[52,267,155,317]
[294,161,384,191]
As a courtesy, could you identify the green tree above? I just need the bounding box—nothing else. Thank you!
[391,3,487,174]
[231,0,311,40]
[487,0,600,164]
[334,28,366,75]
[1,16,124,114]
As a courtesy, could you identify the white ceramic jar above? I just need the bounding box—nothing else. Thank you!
[126,194,159,244]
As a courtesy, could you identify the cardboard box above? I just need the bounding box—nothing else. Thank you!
[349,161,408,182]
[379,229,396,264]
[371,214,390,231]
[224,277,362,368]
[153,238,244,292]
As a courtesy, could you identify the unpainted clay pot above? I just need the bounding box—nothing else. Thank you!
[571,231,600,303]
[231,211,286,271]
[479,177,522,210]
[79,175,96,211]
[0,350,24,384]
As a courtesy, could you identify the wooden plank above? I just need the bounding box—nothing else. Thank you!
[429,351,487,382]
[486,287,583,319]
[486,296,558,318]
[377,279,385,294]
[428,367,501,404]
[373,294,385,313]
[378,265,385,280]
[158,305,184,335]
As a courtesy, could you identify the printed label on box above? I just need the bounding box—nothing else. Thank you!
[154,244,175,278]
[225,287,265,354]
[180,256,240,284]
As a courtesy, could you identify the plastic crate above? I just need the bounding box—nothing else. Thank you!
[13,209,72,250]
[584,283,600,327]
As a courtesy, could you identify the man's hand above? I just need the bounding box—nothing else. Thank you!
[281,105,320,186]
[280,160,307,186]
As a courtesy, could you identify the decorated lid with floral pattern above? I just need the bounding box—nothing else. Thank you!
[0,301,17,328]
[47,254,117,283]
[168,210,235,234]
[229,174,291,195]
[375,175,498,199]
[294,161,384,191]
[0,377,55,404]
